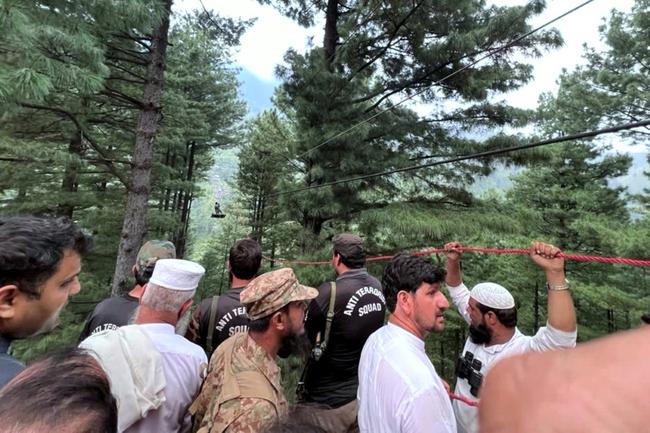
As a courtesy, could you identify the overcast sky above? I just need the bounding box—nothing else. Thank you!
[178,1,632,99]
[176,0,642,151]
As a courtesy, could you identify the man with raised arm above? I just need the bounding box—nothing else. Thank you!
[444,241,577,433]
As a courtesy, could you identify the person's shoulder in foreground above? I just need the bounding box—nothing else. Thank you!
[0,347,117,433]
[479,326,650,433]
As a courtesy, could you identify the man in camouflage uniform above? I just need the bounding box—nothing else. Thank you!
[78,240,176,341]
[190,267,318,433]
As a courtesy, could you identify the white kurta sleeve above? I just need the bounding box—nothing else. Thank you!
[447,282,472,325]
[526,322,577,352]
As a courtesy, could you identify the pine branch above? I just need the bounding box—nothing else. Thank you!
[101,87,145,108]
[18,103,131,186]
[348,0,425,81]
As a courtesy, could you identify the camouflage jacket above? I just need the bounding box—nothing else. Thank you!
[190,332,288,433]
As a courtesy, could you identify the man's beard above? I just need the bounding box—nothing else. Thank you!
[278,332,310,359]
[468,323,492,345]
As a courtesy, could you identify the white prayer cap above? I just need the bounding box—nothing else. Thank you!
[149,259,205,291]
[470,282,515,310]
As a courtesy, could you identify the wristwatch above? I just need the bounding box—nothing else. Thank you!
[547,279,570,291]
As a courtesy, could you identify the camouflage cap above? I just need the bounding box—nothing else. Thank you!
[240,267,318,321]
[136,240,176,271]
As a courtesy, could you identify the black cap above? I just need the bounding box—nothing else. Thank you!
[332,233,365,262]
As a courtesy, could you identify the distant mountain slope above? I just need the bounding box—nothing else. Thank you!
[610,152,649,195]
[474,152,649,196]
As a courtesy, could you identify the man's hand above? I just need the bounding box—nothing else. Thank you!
[529,241,564,274]
[444,241,463,287]
[444,241,463,262]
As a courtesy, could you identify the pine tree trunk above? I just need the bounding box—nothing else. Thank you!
[175,141,195,258]
[58,130,83,218]
[111,0,173,295]
[323,0,339,69]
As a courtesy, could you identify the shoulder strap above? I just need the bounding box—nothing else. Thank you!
[206,295,220,356]
[321,281,337,352]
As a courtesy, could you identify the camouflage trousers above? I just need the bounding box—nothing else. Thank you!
[295,399,359,433]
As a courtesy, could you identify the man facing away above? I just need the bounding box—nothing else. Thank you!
[444,241,577,433]
[0,215,92,389]
[299,233,385,433]
[79,240,176,341]
[357,252,456,433]
[190,267,318,433]
[186,238,262,358]
[81,258,207,433]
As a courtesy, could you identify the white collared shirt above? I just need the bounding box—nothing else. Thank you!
[357,323,456,433]
[448,282,577,433]
[126,323,207,433]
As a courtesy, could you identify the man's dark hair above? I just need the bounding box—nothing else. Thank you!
[333,248,365,269]
[248,304,291,333]
[382,252,446,313]
[476,302,518,328]
[0,216,93,297]
[0,348,117,433]
[134,267,153,286]
[641,313,650,325]
[229,238,262,280]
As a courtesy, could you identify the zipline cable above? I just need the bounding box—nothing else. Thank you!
[268,118,650,198]
[294,0,597,159]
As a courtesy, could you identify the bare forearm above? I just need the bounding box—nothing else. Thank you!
[445,259,462,287]
[546,270,577,332]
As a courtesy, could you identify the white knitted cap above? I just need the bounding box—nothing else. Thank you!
[470,282,515,309]
[149,259,205,291]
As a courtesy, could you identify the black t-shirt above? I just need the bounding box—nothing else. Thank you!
[303,268,386,407]
[186,287,249,358]
[78,294,139,342]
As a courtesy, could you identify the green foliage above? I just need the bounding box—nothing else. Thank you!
[1,3,247,362]
[239,0,565,253]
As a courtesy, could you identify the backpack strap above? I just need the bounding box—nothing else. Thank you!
[320,281,337,352]
[206,295,220,357]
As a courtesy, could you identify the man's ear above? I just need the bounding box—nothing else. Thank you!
[396,290,412,315]
[272,310,286,331]
[139,284,149,305]
[0,285,20,319]
[483,311,496,327]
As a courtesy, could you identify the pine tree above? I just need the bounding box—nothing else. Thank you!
[250,0,561,249]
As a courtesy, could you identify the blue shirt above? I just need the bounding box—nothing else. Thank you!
[0,334,25,390]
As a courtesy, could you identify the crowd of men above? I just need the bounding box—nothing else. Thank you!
[0,214,647,433]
